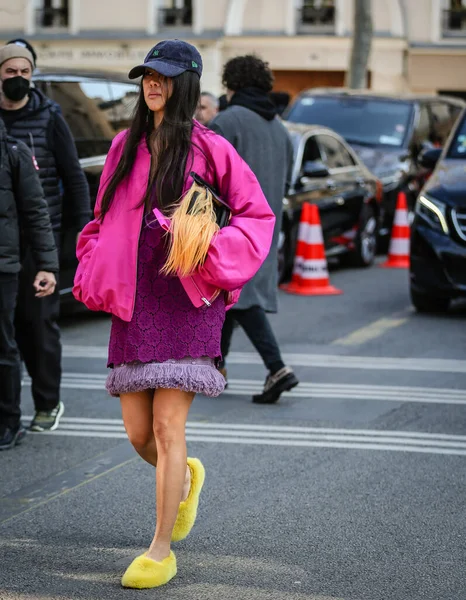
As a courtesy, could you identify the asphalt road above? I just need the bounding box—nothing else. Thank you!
[1,260,465,600]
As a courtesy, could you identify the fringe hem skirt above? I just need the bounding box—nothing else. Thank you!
[106,356,226,398]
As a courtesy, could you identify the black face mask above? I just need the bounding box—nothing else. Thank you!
[2,76,30,102]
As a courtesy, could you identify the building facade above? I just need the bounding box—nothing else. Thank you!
[0,0,465,99]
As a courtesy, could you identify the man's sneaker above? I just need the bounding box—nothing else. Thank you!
[0,424,27,450]
[30,401,65,432]
[252,367,299,404]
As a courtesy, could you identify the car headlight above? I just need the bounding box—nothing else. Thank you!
[415,194,449,235]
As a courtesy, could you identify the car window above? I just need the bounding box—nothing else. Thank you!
[301,135,323,167]
[285,96,413,148]
[35,78,139,158]
[106,82,140,133]
[317,134,355,169]
[447,113,466,158]
[449,103,464,124]
[429,102,457,146]
[413,103,431,146]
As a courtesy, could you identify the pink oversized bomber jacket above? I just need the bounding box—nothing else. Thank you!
[72,122,276,322]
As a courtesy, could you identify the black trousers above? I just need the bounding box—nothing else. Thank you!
[220,305,285,374]
[15,246,61,412]
[0,273,22,429]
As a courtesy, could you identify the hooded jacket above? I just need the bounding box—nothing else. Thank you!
[0,87,91,233]
[73,122,275,321]
[0,118,59,274]
[210,91,294,313]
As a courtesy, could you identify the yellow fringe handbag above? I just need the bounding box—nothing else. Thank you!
[162,172,231,277]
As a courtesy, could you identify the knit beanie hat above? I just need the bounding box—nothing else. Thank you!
[7,39,37,67]
[0,44,34,69]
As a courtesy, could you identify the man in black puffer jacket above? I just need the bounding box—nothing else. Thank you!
[0,117,58,450]
[0,42,91,433]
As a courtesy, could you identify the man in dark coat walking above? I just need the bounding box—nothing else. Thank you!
[0,117,59,450]
[210,55,299,404]
[0,42,91,432]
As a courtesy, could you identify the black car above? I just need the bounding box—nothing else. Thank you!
[280,122,381,281]
[284,89,465,245]
[32,69,140,305]
[410,109,466,312]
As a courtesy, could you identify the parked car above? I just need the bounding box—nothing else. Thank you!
[410,109,466,312]
[279,122,382,281]
[283,89,465,247]
[32,69,140,306]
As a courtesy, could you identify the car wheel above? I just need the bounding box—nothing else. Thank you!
[410,287,450,313]
[346,204,377,268]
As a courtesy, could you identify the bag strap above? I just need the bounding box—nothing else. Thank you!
[189,171,229,209]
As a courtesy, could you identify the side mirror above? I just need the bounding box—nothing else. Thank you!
[301,160,330,179]
[419,147,442,171]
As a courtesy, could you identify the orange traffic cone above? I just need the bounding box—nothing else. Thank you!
[380,191,410,269]
[281,203,342,296]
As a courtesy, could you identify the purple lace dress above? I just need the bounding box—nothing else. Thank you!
[106,217,226,397]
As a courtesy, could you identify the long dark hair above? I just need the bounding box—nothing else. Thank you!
[99,70,201,219]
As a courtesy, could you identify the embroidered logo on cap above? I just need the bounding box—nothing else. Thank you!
[192,61,198,68]
[153,50,159,56]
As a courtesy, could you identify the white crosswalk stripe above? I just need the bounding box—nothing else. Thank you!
[22,416,466,456]
[22,374,466,404]
[62,345,466,374]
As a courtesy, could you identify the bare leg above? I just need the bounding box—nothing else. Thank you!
[120,390,158,467]
[146,387,194,562]
[120,389,191,499]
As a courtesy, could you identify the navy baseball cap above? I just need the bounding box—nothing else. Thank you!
[129,39,202,80]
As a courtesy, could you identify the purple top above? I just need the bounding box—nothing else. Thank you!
[108,218,226,368]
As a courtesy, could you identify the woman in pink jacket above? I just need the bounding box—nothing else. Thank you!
[73,40,274,589]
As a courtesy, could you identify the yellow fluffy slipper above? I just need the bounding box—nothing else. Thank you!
[171,457,206,542]
[121,551,177,589]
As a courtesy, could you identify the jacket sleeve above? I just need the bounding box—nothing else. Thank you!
[197,133,276,291]
[75,131,127,271]
[51,111,92,232]
[10,140,59,273]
